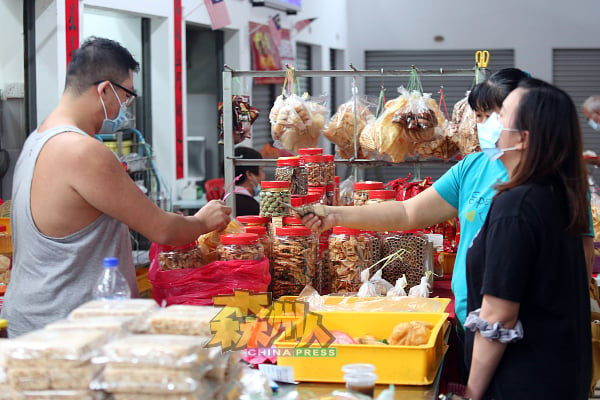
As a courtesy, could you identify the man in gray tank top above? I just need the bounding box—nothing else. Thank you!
[0,37,232,337]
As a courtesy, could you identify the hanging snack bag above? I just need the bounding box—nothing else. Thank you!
[218,95,259,144]
[374,94,411,163]
[322,96,376,159]
[449,93,479,155]
[392,89,439,143]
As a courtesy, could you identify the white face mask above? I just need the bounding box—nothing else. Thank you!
[477,112,520,161]
[589,119,600,131]
[98,83,129,134]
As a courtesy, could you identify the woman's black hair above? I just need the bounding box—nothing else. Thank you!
[234,146,262,184]
[468,68,529,112]
[496,77,589,235]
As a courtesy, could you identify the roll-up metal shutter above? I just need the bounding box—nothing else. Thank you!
[553,49,600,185]
[362,50,514,182]
[250,84,276,151]
[296,43,313,95]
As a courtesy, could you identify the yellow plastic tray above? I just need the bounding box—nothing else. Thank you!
[278,295,451,314]
[273,311,448,385]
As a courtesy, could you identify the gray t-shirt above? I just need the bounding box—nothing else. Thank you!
[0,126,138,337]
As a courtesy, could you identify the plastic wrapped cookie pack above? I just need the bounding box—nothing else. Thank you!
[68,299,159,333]
[148,305,221,336]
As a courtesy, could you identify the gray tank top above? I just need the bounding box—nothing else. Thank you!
[0,125,139,337]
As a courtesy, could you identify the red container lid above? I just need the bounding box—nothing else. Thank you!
[332,226,363,235]
[308,186,326,194]
[220,233,259,245]
[244,225,267,236]
[305,193,322,204]
[368,190,396,200]
[303,155,324,163]
[290,195,306,207]
[159,240,198,253]
[335,176,340,184]
[354,181,384,191]
[323,154,334,162]
[0,226,6,233]
[276,157,300,167]
[236,215,270,225]
[326,183,335,191]
[261,180,289,189]
[276,226,312,236]
[283,216,303,226]
[298,148,323,155]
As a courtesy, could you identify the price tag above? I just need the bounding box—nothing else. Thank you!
[258,364,297,384]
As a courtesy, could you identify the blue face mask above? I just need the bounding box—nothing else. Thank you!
[589,119,600,131]
[477,112,520,162]
[251,175,261,197]
[98,83,129,134]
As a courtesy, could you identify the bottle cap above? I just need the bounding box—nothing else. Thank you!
[368,190,396,200]
[303,155,324,163]
[290,195,306,207]
[275,226,312,237]
[323,154,334,162]
[261,181,290,189]
[159,241,198,253]
[220,233,259,245]
[283,216,303,226]
[244,225,267,236]
[333,226,363,235]
[276,157,300,167]
[298,148,323,156]
[236,215,270,225]
[103,257,119,268]
[354,181,384,191]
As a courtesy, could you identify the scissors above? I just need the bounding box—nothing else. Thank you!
[475,50,490,68]
[278,201,328,218]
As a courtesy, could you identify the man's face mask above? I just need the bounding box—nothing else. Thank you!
[589,119,600,131]
[477,112,520,162]
[98,83,129,134]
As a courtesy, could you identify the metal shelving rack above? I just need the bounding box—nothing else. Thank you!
[222,66,486,214]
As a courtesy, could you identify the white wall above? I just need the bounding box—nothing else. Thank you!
[346,0,600,82]
[0,0,24,94]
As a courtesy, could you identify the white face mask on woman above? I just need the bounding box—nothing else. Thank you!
[477,112,520,161]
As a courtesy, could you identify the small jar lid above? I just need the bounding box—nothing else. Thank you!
[283,216,303,226]
[220,233,259,245]
[298,148,323,155]
[323,154,334,162]
[236,215,270,225]
[326,183,335,191]
[308,186,326,194]
[261,180,290,189]
[244,226,267,236]
[354,181,384,191]
[332,226,363,235]
[277,157,300,167]
[290,195,306,207]
[276,226,312,236]
[303,155,324,163]
[368,190,396,200]
[0,226,7,233]
[335,176,340,184]
[159,241,198,253]
[305,193,322,204]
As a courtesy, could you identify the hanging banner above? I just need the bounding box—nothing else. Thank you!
[65,0,79,66]
[204,0,231,30]
[174,0,184,179]
[249,22,292,85]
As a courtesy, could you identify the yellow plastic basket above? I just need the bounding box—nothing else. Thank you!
[273,311,448,385]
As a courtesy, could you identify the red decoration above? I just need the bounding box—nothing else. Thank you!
[174,0,184,179]
[65,0,79,66]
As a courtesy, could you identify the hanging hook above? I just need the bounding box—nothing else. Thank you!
[380,68,385,90]
[349,63,359,72]
[439,67,444,89]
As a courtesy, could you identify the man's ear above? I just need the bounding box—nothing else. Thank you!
[516,130,529,150]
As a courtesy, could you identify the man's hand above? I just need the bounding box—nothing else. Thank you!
[301,210,335,233]
[194,200,232,233]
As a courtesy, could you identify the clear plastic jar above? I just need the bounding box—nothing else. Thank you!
[272,226,318,298]
[329,227,370,294]
[334,176,340,206]
[304,155,325,187]
[260,181,291,217]
[217,233,264,261]
[275,157,308,196]
[325,183,335,206]
[353,181,384,206]
[317,230,332,295]
[323,154,335,186]
[158,241,204,271]
[365,189,396,205]
[244,225,271,260]
[380,231,430,290]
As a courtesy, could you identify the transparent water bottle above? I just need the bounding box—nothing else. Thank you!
[93,257,131,300]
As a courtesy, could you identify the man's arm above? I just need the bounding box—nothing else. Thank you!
[69,137,230,246]
[302,186,458,232]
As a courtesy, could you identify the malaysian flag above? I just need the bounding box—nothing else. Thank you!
[294,17,316,33]
[268,13,282,47]
[204,0,231,30]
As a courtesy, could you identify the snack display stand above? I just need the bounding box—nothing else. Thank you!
[221,66,486,216]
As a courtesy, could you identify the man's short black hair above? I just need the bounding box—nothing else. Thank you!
[235,146,262,184]
[65,36,140,94]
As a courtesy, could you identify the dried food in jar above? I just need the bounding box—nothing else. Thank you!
[271,226,317,298]
[275,157,308,196]
[303,155,325,187]
[353,181,384,206]
[329,227,369,294]
[259,181,290,217]
[158,241,204,271]
[217,233,264,261]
